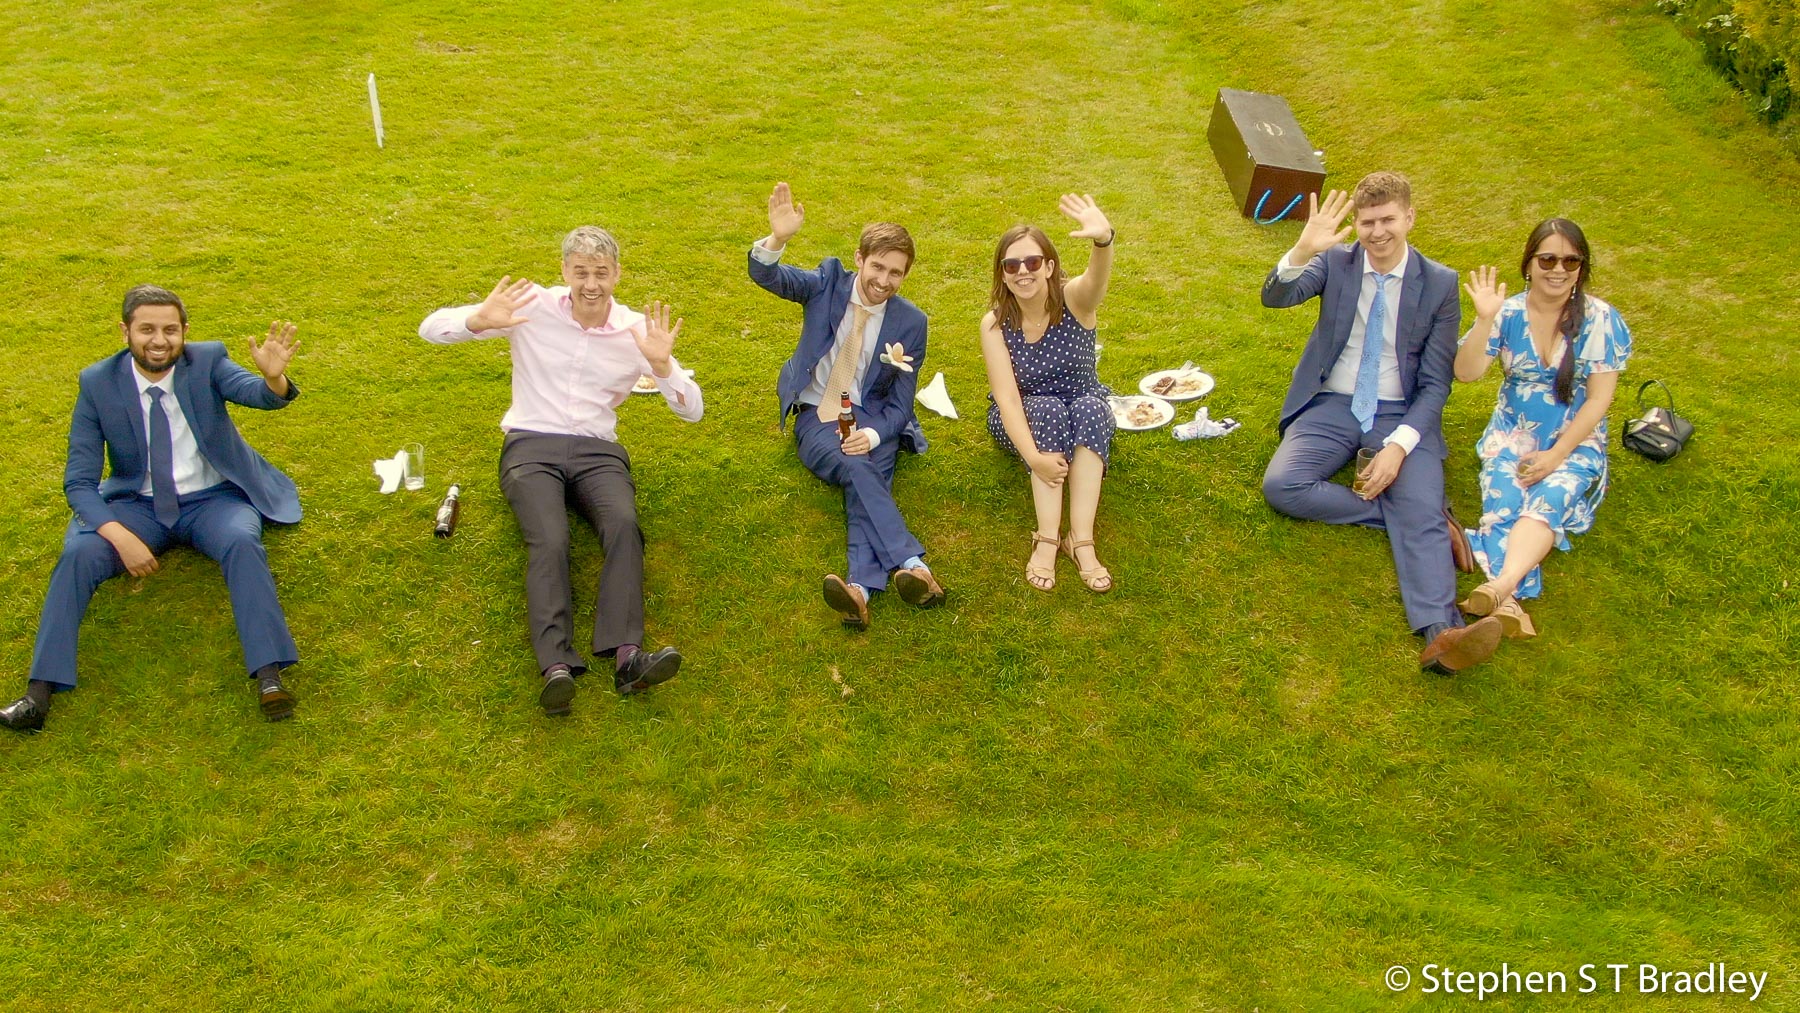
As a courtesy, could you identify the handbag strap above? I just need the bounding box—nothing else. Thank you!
[1635,379,1677,413]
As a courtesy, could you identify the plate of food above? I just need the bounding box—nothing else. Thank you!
[632,367,696,393]
[1138,363,1214,401]
[1110,395,1175,431]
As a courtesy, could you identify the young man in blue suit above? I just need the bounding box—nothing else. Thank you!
[1,285,303,731]
[748,182,944,629]
[1260,172,1499,674]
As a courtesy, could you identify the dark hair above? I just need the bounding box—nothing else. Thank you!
[988,225,1067,332]
[122,285,187,327]
[1520,219,1592,404]
[857,222,915,270]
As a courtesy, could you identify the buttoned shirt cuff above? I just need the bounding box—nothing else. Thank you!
[860,427,881,451]
[750,239,784,265]
[1382,425,1421,456]
[1275,252,1308,281]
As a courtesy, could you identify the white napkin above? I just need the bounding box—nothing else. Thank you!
[372,450,408,493]
[915,371,958,419]
[1172,407,1240,441]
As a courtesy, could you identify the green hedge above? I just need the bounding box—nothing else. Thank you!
[1658,0,1796,123]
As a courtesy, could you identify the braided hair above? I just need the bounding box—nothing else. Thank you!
[1520,218,1592,405]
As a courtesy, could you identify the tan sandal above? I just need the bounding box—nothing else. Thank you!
[1460,581,1505,616]
[1026,532,1059,592]
[1061,536,1113,593]
[1491,597,1537,639]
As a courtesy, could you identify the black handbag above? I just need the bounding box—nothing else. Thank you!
[1622,379,1693,462]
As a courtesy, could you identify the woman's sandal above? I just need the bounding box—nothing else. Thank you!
[1460,581,1505,616]
[1061,536,1113,593]
[1491,596,1538,639]
[1026,532,1059,592]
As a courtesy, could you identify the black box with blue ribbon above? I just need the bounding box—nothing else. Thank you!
[1207,88,1326,225]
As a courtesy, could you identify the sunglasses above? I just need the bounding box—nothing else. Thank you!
[1531,253,1584,272]
[1001,255,1047,275]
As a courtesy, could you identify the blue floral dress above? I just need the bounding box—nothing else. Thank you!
[1464,293,1631,599]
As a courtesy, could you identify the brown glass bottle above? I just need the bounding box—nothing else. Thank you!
[434,484,462,539]
[837,391,856,441]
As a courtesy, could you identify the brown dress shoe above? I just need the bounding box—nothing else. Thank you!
[822,574,870,630]
[1446,506,1477,574]
[1419,616,1503,673]
[893,566,946,608]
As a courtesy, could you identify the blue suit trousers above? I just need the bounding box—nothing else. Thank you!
[794,411,925,593]
[30,485,298,689]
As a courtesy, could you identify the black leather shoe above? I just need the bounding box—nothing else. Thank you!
[0,696,46,732]
[615,647,681,696]
[258,674,296,721]
[540,664,576,716]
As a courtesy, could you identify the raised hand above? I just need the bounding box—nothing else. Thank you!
[1293,190,1354,263]
[634,300,682,374]
[1059,193,1112,241]
[1463,265,1508,322]
[767,182,805,245]
[248,320,299,380]
[466,275,535,332]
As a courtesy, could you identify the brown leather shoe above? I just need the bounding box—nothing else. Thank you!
[1419,616,1503,674]
[893,566,946,608]
[1446,506,1477,575]
[822,574,870,630]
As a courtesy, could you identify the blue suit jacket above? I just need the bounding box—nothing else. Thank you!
[1261,242,1461,458]
[64,343,302,529]
[749,252,930,454]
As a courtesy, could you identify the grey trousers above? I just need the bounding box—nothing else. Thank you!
[1261,393,1460,633]
[499,431,644,674]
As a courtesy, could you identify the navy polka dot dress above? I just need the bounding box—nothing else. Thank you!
[987,305,1115,468]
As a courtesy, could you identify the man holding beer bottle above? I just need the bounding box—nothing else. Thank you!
[420,226,700,716]
[747,183,943,630]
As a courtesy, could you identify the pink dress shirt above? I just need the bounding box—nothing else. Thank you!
[419,286,702,442]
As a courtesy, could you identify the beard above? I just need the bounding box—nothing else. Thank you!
[131,345,179,374]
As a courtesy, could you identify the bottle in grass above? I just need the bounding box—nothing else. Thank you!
[837,391,856,441]
[434,484,462,538]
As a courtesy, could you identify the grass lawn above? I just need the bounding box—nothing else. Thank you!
[1,0,1796,1007]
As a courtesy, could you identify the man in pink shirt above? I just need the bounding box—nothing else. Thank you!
[420,227,701,716]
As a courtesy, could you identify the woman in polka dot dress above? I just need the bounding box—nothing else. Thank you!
[980,194,1117,592]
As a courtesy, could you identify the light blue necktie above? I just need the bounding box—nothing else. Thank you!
[1350,272,1394,433]
[147,387,181,527]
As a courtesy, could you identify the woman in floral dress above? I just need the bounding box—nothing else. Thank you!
[1453,218,1631,637]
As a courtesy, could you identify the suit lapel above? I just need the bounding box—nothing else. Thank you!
[1398,247,1426,395]
[1329,244,1362,360]
[113,353,148,459]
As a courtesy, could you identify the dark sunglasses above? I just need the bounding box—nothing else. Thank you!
[1001,255,1047,275]
[1531,253,1584,272]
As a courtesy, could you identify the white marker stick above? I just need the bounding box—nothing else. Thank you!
[368,73,385,148]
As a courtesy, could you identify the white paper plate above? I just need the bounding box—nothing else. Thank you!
[632,367,696,393]
[1138,367,1214,401]
[1110,395,1175,431]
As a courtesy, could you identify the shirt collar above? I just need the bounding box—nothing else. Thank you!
[132,362,176,397]
[1360,245,1411,281]
[554,288,631,332]
[847,279,888,318]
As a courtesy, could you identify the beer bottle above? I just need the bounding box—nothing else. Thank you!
[837,391,856,441]
[434,484,462,539]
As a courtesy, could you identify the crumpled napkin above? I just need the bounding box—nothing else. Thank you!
[372,450,409,493]
[1172,407,1240,441]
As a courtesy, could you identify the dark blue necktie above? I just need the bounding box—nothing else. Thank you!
[147,387,180,526]
[1350,272,1395,433]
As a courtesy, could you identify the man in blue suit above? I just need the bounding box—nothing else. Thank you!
[1260,173,1500,673]
[748,182,944,629]
[1,285,304,731]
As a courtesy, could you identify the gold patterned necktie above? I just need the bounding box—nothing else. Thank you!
[817,303,872,423]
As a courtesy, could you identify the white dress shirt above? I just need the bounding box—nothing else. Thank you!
[1277,248,1422,454]
[134,364,225,497]
[420,286,703,442]
[753,239,886,449]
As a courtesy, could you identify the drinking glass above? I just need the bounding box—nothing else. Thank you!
[403,443,425,491]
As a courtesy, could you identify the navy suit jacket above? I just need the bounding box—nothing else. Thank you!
[64,343,302,529]
[1261,242,1461,458]
[749,252,930,454]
